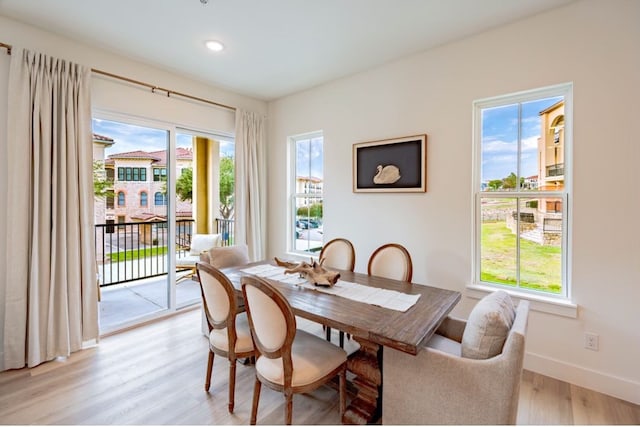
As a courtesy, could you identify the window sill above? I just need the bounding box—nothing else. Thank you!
[465,284,577,318]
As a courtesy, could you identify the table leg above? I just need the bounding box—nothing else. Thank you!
[342,337,382,424]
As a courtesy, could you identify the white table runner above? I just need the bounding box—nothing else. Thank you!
[240,264,420,312]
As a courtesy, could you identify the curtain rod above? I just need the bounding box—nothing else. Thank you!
[0,41,236,112]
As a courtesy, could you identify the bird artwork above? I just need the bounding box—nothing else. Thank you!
[373,164,401,184]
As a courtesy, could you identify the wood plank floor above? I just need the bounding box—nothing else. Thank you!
[1,308,638,425]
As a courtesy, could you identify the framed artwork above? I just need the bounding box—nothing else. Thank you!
[353,134,427,193]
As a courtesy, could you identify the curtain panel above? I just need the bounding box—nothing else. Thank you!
[234,109,267,262]
[2,47,98,370]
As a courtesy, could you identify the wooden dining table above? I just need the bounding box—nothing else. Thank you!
[222,260,461,424]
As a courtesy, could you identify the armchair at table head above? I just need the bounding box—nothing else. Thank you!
[200,243,250,269]
[367,243,413,282]
[383,290,530,425]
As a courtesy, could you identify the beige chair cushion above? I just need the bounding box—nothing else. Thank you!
[321,241,353,271]
[206,244,250,269]
[199,266,231,323]
[461,290,516,359]
[176,254,200,267]
[369,247,409,281]
[244,284,288,352]
[209,312,254,354]
[189,233,221,255]
[255,329,347,387]
[426,334,462,357]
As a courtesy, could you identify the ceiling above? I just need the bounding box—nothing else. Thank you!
[0,0,573,101]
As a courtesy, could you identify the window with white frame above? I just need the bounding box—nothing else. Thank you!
[473,83,571,298]
[290,132,323,254]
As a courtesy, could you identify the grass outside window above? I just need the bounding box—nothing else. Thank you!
[481,221,561,293]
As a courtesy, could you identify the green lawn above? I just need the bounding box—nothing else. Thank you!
[108,246,170,262]
[481,221,562,293]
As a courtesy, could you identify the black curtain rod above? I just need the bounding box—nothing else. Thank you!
[0,41,236,112]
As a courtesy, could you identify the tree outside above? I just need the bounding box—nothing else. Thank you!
[219,156,234,219]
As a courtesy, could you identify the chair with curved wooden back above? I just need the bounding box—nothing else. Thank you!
[319,238,355,347]
[196,262,255,413]
[319,238,355,272]
[367,243,413,282]
[241,275,347,425]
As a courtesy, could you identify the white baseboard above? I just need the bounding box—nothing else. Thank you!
[525,351,640,405]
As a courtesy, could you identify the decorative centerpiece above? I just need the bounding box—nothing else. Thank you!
[274,257,340,287]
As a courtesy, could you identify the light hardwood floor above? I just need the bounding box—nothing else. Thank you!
[0,308,638,425]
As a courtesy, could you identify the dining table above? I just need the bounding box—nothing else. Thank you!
[222,259,461,424]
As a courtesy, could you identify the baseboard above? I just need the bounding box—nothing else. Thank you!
[525,351,640,405]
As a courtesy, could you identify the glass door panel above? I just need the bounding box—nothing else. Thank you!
[92,118,169,332]
[174,130,235,308]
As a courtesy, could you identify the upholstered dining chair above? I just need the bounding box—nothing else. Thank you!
[367,243,413,282]
[241,275,347,425]
[383,291,530,424]
[318,238,355,347]
[196,262,255,413]
[319,238,355,272]
[199,244,250,313]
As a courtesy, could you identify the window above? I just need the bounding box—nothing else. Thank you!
[154,191,167,206]
[117,167,147,181]
[140,191,148,207]
[290,131,323,254]
[117,191,125,207]
[153,168,167,181]
[473,83,571,298]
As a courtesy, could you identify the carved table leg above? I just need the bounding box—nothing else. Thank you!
[342,337,383,425]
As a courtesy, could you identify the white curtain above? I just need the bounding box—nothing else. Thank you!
[234,109,267,261]
[2,47,98,370]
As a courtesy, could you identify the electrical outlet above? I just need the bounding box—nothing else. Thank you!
[584,333,599,351]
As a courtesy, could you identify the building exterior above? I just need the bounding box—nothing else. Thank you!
[93,134,115,226]
[104,147,194,225]
[537,100,565,213]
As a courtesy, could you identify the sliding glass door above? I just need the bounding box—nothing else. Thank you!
[174,130,235,308]
[92,115,236,332]
[92,117,171,331]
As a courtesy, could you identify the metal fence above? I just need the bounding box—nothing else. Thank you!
[96,218,235,287]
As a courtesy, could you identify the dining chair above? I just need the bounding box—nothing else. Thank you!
[196,262,255,413]
[367,243,413,282]
[241,275,347,425]
[318,238,355,347]
[319,238,355,272]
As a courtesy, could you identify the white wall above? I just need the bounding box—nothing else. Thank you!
[0,15,267,371]
[267,0,640,404]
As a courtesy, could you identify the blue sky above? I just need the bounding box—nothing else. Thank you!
[92,118,235,157]
[296,136,323,179]
[481,96,562,182]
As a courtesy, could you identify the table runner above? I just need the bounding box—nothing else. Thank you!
[240,264,420,312]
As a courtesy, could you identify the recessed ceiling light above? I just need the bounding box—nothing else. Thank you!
[205,40,224,52]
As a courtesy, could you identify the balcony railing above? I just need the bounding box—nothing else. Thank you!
[96,218,234,287]
[546,163,564,177]
[216,218,234,246]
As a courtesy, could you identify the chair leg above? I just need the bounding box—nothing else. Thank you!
[339,368,346,419]
[205,351,214,391]
[284,390,293,425]
[325,325,332,341]
[228,359,236,413]
[250,378,261,425]
[339,331,345,348]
